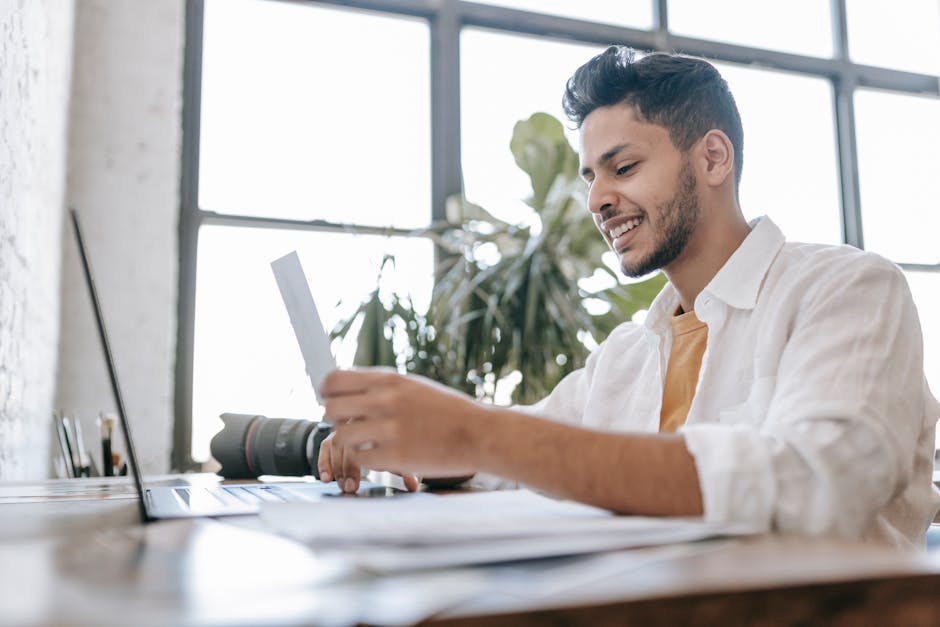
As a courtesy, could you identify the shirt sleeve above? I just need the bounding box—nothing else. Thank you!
[683,252,933,540]
[515,332,607,424]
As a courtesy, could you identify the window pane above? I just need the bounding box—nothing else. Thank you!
[714,62,842,244]
[904,272,940,448]
[191,226,433,461]
[847,0,940,76]
[855,90,940,264]
[470,0,652,29]
[199,0,431,228]
[461,29,602,224]
[669,0,833,58]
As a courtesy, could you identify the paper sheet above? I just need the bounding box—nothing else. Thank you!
[270,251,336,404]
[261,488,758,572]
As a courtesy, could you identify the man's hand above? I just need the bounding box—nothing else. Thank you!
[316,368,481,493]
[315,368,703,516]
[317,431,421,493]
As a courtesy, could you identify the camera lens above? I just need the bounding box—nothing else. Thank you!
[210,413,322,479]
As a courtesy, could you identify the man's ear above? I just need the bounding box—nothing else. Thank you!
[695,130,735,188]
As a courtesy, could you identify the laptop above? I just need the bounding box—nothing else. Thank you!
[69,208,398,522]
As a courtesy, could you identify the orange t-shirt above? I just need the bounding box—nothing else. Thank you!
[659,309,708,433]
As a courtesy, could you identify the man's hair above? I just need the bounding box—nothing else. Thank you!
[563,46,744,184]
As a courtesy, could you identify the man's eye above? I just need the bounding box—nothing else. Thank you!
[616,163,637,176]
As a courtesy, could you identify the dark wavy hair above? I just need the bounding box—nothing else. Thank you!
[563,46,744,184]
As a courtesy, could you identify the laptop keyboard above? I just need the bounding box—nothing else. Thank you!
[171,482,402,511]
[174,485,295,509]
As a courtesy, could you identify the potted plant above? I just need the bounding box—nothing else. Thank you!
[332,113,665,405]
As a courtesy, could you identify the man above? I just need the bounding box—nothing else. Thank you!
[318,46,940,546]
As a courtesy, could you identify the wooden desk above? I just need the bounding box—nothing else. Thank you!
[2,478,940,626]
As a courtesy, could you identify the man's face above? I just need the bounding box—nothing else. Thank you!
[578,104,700,278]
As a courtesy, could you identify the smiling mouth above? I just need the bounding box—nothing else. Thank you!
[608,217,642,239]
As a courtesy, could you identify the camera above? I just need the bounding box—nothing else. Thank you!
[210,413,332,479]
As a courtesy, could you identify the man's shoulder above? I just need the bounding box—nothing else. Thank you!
[589,320,652,358]
[758,240,911,319]
[604,319,650,343]
[775,240,902,285]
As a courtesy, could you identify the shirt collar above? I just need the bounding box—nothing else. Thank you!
[645,282,681,335]
[643,216,785,333]
[702,215,785,310]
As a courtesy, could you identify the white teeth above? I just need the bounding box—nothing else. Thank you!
[609,218,642,239]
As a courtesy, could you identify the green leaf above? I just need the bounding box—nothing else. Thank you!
[509,113,579,210]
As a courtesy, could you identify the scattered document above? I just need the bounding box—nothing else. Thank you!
[261,489,758,573]
[309,569,493,627]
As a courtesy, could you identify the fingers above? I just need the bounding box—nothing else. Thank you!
[317,433,334,483]
[318,432,361,492]
[341,446,361,493]
[320,369,390,397]
[321,368,398,398]
[332,420,390,458]
[318,369,443,494]
[319,424,420,494]
[322,396,371,424]
[335,436,351,491]
[317,429,372,493]
[402,473,421,492]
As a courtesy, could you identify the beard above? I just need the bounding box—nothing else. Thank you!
[620,160,700,278]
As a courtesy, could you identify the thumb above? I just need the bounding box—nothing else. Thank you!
[402,473,421,492]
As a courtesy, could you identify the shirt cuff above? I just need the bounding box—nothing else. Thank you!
[681,423,777,530]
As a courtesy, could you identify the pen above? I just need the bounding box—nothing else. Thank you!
[61,415,81,478]
[53,413,72,479]
[100,414,115,477]
[74,418,90,477]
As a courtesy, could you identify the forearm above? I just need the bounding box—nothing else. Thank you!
[472,406,703,516]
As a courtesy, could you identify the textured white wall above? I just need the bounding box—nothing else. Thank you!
[0,2,75,479]
[57,0,183,474]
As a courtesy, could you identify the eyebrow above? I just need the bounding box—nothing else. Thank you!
[579,142,633,178]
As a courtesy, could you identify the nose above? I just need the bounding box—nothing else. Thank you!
[587,176,617,217]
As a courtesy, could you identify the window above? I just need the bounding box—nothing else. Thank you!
[846,0,940,76]
[191,226,432,461]
[461,29,601,224]
[199,0,431,226]
[188,0,432,463]
[669,0,833,58]
[180,0,940,468]
[854,90,940,264]
[471,0,653,29]
[714,62,841,244]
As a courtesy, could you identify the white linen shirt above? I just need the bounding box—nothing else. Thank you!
[525,216,940,546]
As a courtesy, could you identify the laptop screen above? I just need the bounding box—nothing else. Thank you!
[70,208,150,522]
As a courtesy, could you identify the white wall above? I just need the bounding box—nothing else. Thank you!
[0,1,75,479]
[57,0,184,475]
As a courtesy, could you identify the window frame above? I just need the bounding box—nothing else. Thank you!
[175,0,940,470]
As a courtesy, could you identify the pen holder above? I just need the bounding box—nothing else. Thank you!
[52,412,126,479]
